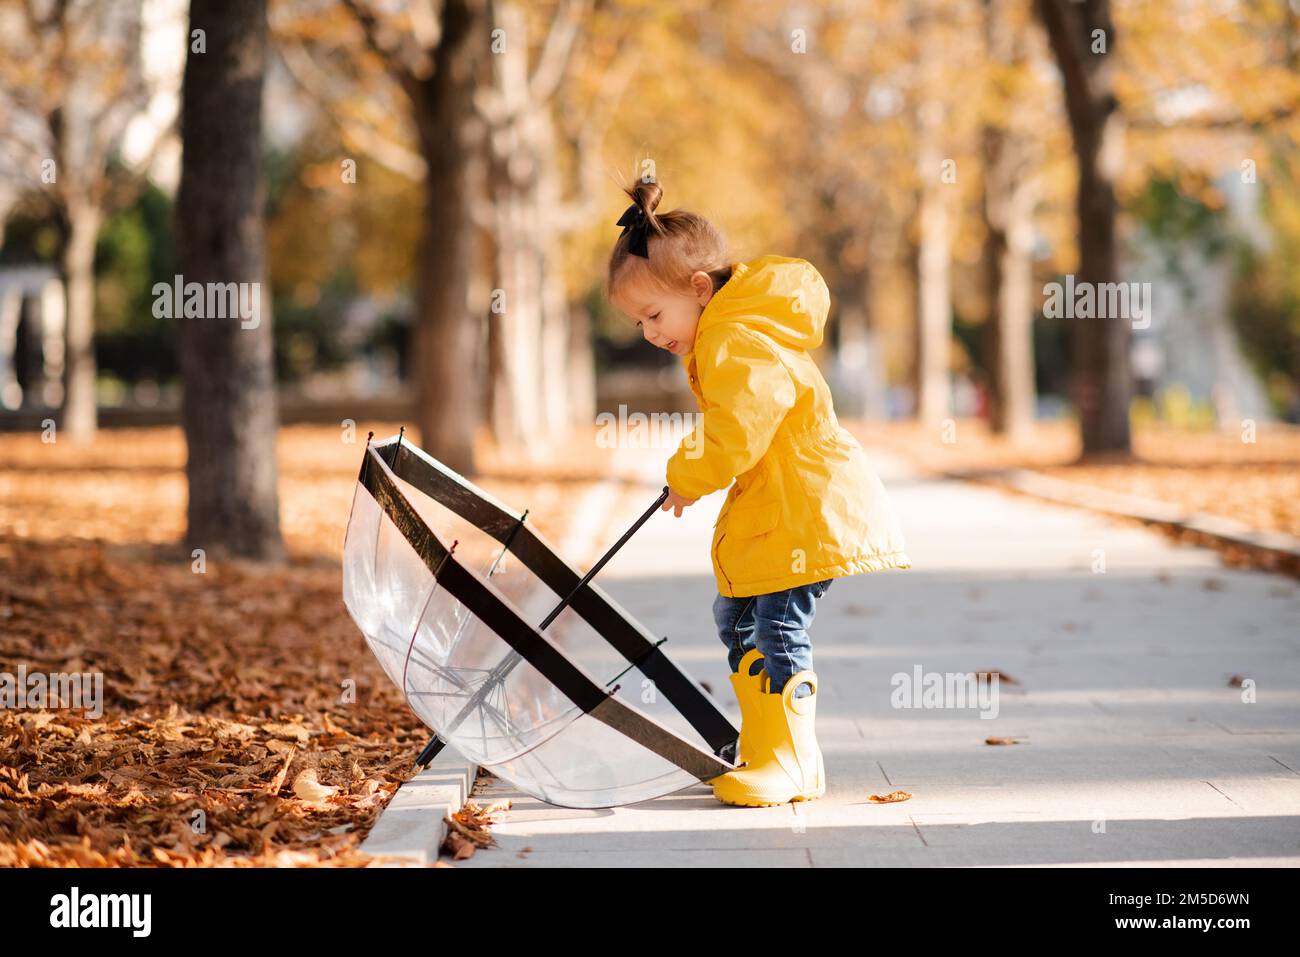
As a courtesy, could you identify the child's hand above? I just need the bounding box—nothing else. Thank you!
[661,487,698,517]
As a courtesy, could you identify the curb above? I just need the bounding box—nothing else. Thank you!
[954,466,1300,573]
[359,752,478,866]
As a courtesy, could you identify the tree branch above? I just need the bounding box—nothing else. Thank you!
[529,0,590,105]
[340,0,423,92]
[275,37,426,180]
[1126,99,1300,131]
[554,36,643,232]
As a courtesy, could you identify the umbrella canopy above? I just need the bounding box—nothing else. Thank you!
[342,434,738,809]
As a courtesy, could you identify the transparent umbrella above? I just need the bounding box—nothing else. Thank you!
[342,432,739,809]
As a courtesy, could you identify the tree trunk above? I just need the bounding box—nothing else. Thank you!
[817,181,875,419]
[484,130,544,457]
[482,0,577,457]
[981,0,1037,439]
[60,200,100,440]
[409,0,482,477]
[175,0,284,562]
[1036,0,1132,455]
[484,207,544,458]
[825,261,873,419]
[565,301,595,427]
[536,117,576,439]
[983,170,1037,439]
[1075,133,1130,454]
[916,101,953,426]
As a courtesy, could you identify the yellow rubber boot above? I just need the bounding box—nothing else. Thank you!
[728,649,767,767]
[710,669,825,807]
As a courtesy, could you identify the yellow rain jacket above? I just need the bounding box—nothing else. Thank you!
[666,254,911,598]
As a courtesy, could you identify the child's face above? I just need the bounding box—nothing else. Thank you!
[611,270,715,357]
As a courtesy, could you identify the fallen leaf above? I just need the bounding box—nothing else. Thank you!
[214,722,258,741]
[263,722,311,743]
[266,749,295,795]
[976,670,1019,685]
[441,830,477,860]
[868,790,912,803]
[292,768,339,804]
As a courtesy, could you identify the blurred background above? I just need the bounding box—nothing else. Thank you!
[0,0,1298,562]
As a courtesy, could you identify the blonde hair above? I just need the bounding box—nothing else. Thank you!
[605,179,734,308]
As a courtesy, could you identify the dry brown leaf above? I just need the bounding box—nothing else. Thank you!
[263,722,311,743]
[214,722,258,741]
[445,816,496,849]
[976,670,1019,685]
[441,830,477,860]
[349,790,389,811]
[868,790,912,803]
[478,799,512,818]
[985,736,1023,745]
[266,749,296,795]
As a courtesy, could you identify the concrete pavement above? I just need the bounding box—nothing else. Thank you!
[454,441,1300,867]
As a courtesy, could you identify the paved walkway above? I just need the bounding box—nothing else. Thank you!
[456,441,1300,867]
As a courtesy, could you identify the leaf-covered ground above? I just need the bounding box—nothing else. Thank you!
[0,422,627,866]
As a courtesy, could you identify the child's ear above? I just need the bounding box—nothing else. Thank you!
[692,270,713,304]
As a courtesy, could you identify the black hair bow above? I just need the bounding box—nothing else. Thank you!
[616,203,651,259]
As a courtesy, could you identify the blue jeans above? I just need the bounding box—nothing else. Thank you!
[712,579,833,699]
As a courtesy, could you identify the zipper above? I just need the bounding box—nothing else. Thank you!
[714,532,734,595]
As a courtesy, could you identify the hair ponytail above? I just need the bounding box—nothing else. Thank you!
[606,177,734,304]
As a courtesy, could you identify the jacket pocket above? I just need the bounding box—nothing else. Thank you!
[717,500,784,591]
[723,500,782,538]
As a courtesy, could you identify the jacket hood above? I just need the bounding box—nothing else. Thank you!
[693,254,831,352]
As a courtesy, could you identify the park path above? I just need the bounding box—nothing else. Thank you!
[454,438,1300,867]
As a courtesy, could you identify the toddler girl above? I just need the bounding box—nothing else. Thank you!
[606,179,911,806]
